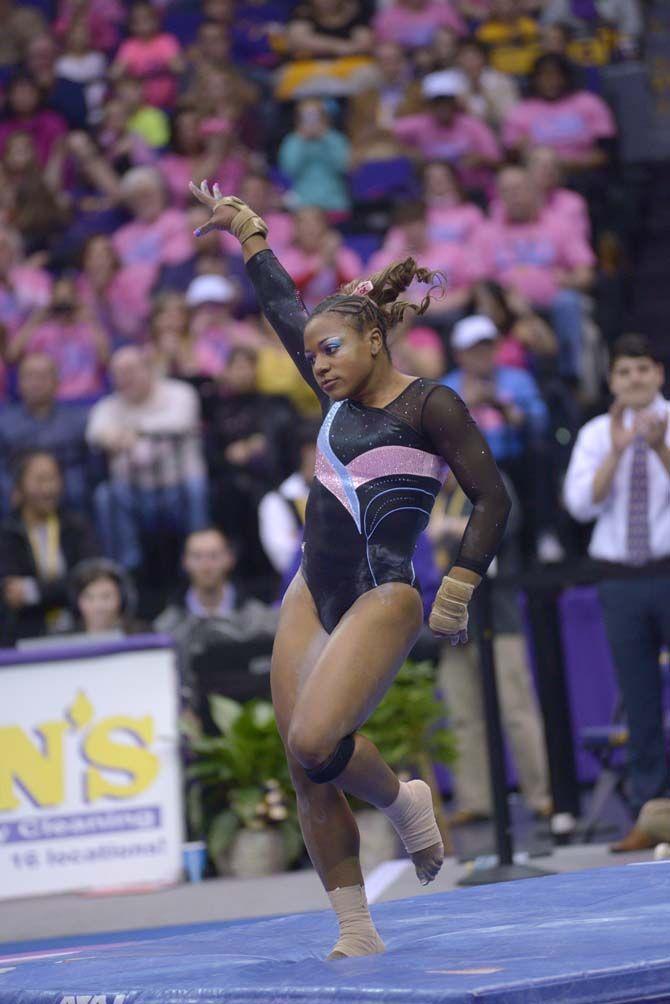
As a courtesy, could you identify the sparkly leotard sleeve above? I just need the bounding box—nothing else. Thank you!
[246,248,329,413]
[247,249,510,632]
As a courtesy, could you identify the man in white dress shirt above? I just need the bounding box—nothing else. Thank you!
[564,335,670,848]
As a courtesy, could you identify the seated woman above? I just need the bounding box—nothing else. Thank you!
[77,234,154,346]
[278,206,362,311]
[112,166,192,279]
[422,160,485,247]
[278,100,352,216]
[373,0,464,50]
[7,275,110,402]
[467,280,557,370]
[110,1,184,110]
[157,107,247,211]
[69,557,145,635]
[346,41,423,166]
[0,132,71,258]
[276,0,376,100]
[0,450,99,644]
[0,74,68,167]
[502,53,617,175]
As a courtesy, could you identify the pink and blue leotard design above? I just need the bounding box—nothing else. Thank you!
[247,250,510,632]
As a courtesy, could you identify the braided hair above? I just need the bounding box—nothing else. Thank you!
[310,257,447,356]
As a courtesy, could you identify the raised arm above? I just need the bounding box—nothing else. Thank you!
[421,384,511,581]
[189,181,328,410]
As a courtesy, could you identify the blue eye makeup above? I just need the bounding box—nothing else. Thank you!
[305,338,343,366]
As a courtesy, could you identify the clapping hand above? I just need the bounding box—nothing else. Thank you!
[610,402,636,455]
[636,411,668,452]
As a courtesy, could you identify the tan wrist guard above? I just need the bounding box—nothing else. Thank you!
[428,575,475,636]
[215,195,268,245]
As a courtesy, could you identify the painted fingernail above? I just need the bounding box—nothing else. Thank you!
[193,228,201,237]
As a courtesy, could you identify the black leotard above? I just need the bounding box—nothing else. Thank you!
[247,249,511,632]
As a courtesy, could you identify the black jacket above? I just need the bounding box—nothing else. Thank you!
[0,510,99,645]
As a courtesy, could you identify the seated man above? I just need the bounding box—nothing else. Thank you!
[86,346,209,573]
[155,527,278,714]
[0,353,89,515]
[474,165,596,381]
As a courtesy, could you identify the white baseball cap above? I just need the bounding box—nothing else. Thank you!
[186,274,236,307]
[451,314,498,351]
[421,69,467,100]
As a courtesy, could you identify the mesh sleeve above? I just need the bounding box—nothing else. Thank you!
[421,384,511,575]
[245,249,328,410]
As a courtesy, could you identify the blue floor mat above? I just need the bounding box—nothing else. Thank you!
[2,863,670,1004]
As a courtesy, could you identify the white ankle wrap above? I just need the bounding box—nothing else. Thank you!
[327,884,385,958]
[382,779,442,854]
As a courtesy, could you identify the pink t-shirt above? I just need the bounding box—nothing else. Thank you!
[25,320,105,400]
[0,111,68,168]
[474,217,596,305]
[406,326,443,352]
[427,203,485,245]
[116,34,181,108]
[77,264,156,344]
[502,92,616,160]
[369,238,475,292]
[112,209,192,269]
[55,0,125,52]
[490,187,591,241]
[158,154,247,209]
[279,246,363,312]
[374,1,465,46]
[0,266,52,334]
[393,112,501,193]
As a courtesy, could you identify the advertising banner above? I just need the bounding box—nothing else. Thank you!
[0,638,183,900]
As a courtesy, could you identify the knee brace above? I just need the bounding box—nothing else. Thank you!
[305,733,355,784]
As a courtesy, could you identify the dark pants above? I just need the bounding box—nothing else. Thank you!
[598,575,670,814]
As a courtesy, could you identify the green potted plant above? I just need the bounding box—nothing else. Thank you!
[183,660,456,878]
[182,696,304,878]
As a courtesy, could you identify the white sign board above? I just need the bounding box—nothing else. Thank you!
[0,642,183,899]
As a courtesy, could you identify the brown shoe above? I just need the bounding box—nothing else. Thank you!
[609,825,656,853]
[533,801,555,821]
[449,809,491,827]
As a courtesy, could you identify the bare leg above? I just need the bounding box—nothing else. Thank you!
[336,732,400,808]
[288,583,444,887]
[271,572,364,891]
[272,573,384,959]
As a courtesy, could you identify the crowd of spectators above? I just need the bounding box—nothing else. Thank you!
[0,0,651,633]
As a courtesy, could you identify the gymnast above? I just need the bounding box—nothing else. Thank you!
[190,180,511,960]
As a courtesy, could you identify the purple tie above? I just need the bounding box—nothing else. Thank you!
[627,435,651,565]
